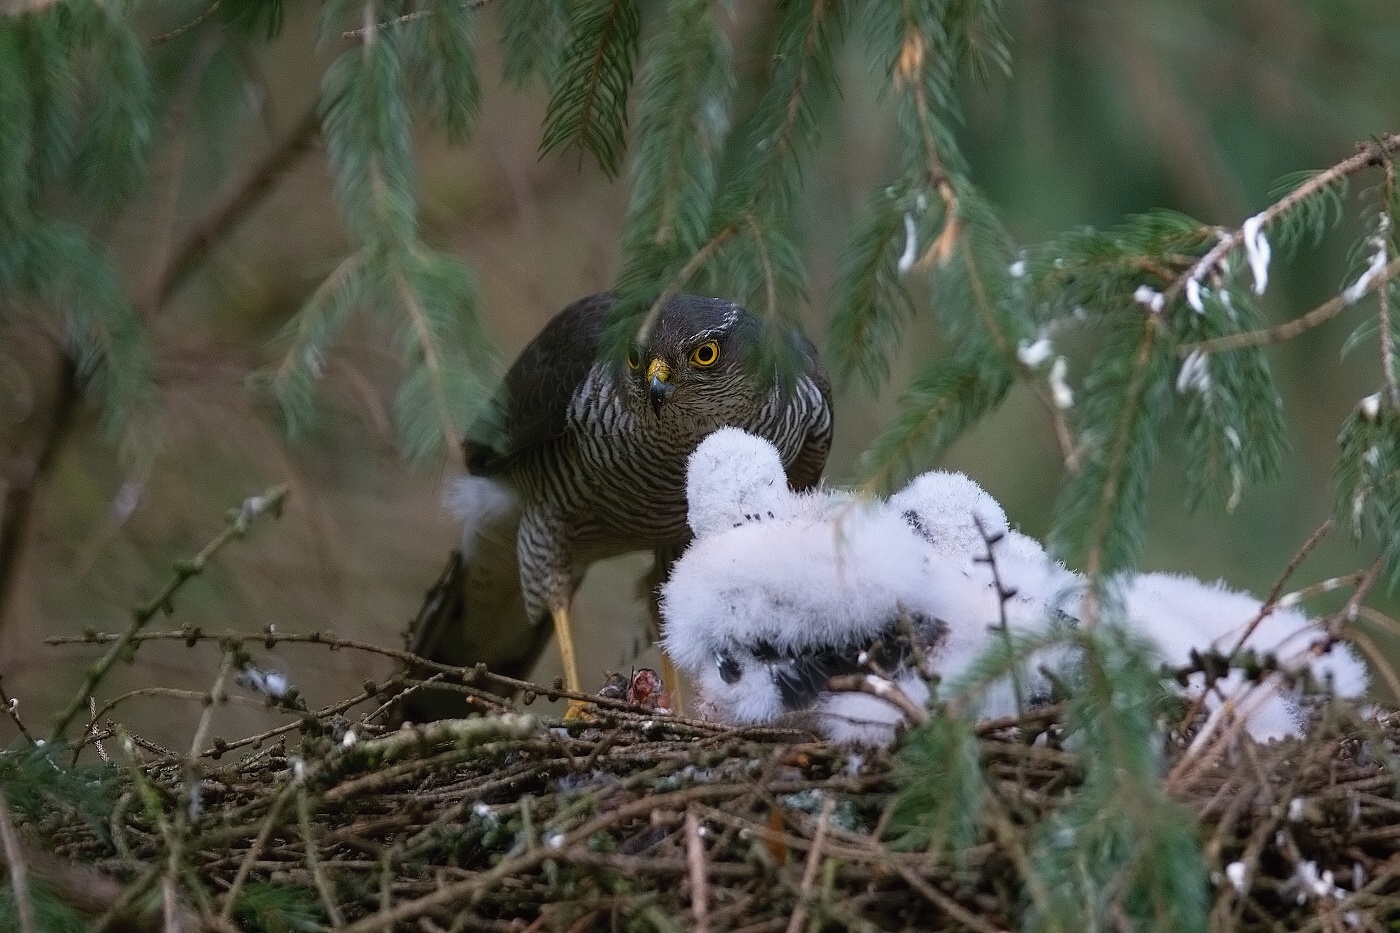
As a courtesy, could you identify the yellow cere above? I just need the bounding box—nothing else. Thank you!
[647,358,671,383]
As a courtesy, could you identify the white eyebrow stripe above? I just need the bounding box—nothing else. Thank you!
[687,325,731,345]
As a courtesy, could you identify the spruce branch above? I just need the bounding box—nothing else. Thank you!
[151,0,222,44]
[47,485,288,743]
[1183,256,1400,355]
[961,232,1081,472]
[1167,132,1400,308]
[1380,156,1397,403]
[392,261,463,453]
[539,0,641,177]
[340,0,490,40]
[1085,321,1161,582]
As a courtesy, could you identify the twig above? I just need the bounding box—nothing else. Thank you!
[685,809,710,933]
[973,514,1026,716]
[825,673,929,726]
[1380,156,1398,403]
[1165,133,1400,307]
[299,786,346,929]
[72,686,266,766]
[1229,518,1333,657]
[1322,555,1385,638]
[891,862,1004,933]
[48,627,723,740]
[151,0,221,43]
[0,675,36,745]
[0,791,36,933]
[217,784,296,923]
[340,0,491,39]
[636,226,739,347]
[48,485,288,742]
[1182,257,1400,355]
[785,797,834,933]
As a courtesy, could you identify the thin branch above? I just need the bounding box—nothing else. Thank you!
[636,225,738,345]
[962,223,1081,472]
[826,673,929,725]
[1322,555,1385,639]
[299,787,347,929]
[685,809,710,933]
[151,0,222,44]
[1182,257,1400,356]
[46,628,729,756]
[1085,316,1160,582]
[1380,157,1397,402]
[1166,132,1400,306]
[1228,518,1332,656]
[48,485,288,742]
[785,796,834,933]
[0,675,36,746]
[394,266,464,452]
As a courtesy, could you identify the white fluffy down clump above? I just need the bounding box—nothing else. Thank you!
[661,429,1369,747]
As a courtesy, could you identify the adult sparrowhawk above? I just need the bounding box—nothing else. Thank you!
[405,292,832,718]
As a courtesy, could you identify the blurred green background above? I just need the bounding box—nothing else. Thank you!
[3,0,1399,749]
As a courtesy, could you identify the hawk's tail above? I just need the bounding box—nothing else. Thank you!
[398,477,548,722]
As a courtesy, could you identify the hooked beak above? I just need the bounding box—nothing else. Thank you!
[646,358,675,415]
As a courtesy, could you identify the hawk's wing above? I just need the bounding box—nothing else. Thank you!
[466,293,613,475]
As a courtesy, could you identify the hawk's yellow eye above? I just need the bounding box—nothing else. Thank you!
[689,340,720,367]
[626,348,641,370]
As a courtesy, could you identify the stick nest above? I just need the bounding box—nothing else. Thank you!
[13,680,1400,933]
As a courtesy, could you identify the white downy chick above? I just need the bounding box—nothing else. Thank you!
[889,471,1081,716]
[664,430,942,746]
[684,427,838,537]
[1119,573,1368,741]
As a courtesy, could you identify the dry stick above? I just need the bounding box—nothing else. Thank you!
[1323,555,1385,639]
[1346,628,1400,703]
[974,514,1026,716]
[785,797,835,933]
[72,686,266,766]
[0,791,36,933]
[0,675,35,745]
[151,0,221,43]
[890,863,1003,933]
[1170,518,1334,737]
[825,674,929,726]
[48,628,725,741]
[162,650,236,933]
[337,784,754,933]
[48,485,288,743]
[1184,257,1400,355]
[685,809,711,933]
[217,785,296,924]
[299,787,346,930]
[1231,518,1333,656]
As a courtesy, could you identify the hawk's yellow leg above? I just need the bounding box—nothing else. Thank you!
[551,605,589,718]
[661,654,685,716]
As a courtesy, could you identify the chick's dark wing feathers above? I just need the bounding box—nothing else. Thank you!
[466,293,613,475]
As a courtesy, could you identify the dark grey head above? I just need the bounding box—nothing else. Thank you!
[622,295,760,417]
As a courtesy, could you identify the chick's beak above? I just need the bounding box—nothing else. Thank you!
[646,358,675,415]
